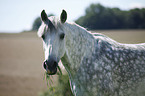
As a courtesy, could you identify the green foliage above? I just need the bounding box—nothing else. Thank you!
[128,8,145,28]
[75,3,145,30]
[43,65,62,87]
[39,74,73,96]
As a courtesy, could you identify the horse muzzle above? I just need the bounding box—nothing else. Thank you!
[43,59,58,75]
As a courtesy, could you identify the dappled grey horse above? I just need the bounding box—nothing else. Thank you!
[38,10,145,96]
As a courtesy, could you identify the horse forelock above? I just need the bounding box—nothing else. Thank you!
[37,16,62,37]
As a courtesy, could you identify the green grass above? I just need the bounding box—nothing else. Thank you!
[39,74,73,96]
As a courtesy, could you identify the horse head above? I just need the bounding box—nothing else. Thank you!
[38,10,67,75]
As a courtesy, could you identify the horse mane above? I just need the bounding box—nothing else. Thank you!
[64,21,92,36]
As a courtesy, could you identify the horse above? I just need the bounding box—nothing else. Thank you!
[37,10,145,96]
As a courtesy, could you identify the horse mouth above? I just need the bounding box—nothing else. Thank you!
[46,68,57,75]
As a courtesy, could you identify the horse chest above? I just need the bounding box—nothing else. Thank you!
[69,73,95,96]
[68,57,100,96]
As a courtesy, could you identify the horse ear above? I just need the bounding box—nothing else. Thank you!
[60,10,67,23]
[41,10,48,22]
[41,10,55,30]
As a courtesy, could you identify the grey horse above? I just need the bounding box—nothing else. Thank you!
[38,10,145,96]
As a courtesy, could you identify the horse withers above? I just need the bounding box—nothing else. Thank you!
[38,10,145,96]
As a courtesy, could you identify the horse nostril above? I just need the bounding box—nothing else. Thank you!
[52,61,58,68]
[43,60,58,71]
[43,61,47,69]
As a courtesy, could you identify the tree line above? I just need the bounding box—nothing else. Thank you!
[32,3,145,30]
[76,3,145,30]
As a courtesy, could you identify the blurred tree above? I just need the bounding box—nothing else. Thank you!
[32,14,54,31]
[75,3,145,30]
[32,17,41,31]
[128,8,145,28]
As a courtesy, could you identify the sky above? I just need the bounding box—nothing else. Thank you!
[0,0,145,33]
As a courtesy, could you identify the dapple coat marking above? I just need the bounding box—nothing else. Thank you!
[38,10,145,96]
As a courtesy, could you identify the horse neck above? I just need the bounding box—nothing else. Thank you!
[61,23,96,76]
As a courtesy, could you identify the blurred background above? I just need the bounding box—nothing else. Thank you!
[0,0,145,96]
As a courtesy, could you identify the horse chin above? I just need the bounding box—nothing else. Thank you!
[47,68,57,75]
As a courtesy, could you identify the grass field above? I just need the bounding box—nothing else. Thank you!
[0,29,145,96]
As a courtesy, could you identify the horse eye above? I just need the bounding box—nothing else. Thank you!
[60,33,65,40]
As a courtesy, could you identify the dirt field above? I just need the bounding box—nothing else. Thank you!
[0,30,145,96]
[0,32,47,96]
